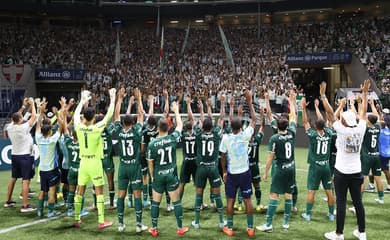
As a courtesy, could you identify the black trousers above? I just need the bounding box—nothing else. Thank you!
[334,169,365,234]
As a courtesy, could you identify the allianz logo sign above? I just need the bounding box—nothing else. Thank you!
[38,70,71,79]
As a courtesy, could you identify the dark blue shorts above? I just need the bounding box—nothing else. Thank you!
[381,156,390,171]
[11,154,35,180]
[225,170,252,199]
[40,169,60,192]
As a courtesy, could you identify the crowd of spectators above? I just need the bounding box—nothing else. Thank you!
[1,16,389,113]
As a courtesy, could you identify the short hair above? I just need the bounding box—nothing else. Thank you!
[83,107,95,122]
[184,121,192,131]
[148,115,157,127]
[41,124,52,137]
[12,112,22,123]
[202,117,213,132]
[314,119,326,131]
[231,117,242,131]
[123,114,136,126]
[280,113,289,121]
[277,118,289,131]
[158,118,169,133]
[367,114,378,125]
[42,118,51,125]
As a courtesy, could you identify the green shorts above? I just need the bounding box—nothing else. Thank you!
[194,165,221,189]
[270,167,295,194]
[67,167,78,186]
[250,163,261,184]
[361,154,381,176]
[307,164,332,190]
[117,164,142,190]
[152,174,179,194]
[180,159,197,184]
[102,156,115,174]
[140,156,148,176]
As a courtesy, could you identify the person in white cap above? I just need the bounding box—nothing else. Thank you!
[321,80,370,240]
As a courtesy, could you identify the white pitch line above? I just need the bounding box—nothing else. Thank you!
[0,201,110,234]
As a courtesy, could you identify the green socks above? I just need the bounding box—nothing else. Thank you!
[48,202,54,214]
[227,215,233,229]
[135,197,142,225]
[117,197,124,224]
[151,200,160,229]
[212,193,224,224]
[247,215,254,229]
[67,191,75,210]
[284,199,292,225]
[109,191,115,207]
[255,187,261,205]
[266,199,278,226]
[292,186,298,208]
[97,195,105,224]
[306,202,313,216]
[328,204,334,215]
[194,193,202,224]
[38,199,44,215]
[378,191,384,200]
[173,200,183,228]
[143,184,148,202]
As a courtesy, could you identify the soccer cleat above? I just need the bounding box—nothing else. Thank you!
[384,187,390,193]
[200,203,208,210]
[353,229,367,240]
[19,194,32,200]
[323,197,328,202]
[166,204,173,212]
[256,224,273,232]
[375,198,384,204]
[4,201,16,208]
[28,189,36,196]
[234,204,238,210]
[148,228,159,237]
[301,213,311,221]
[255,204,264,211]
[292,206,298,212]
[364,184,375,193]
[108,205,117,210]
[47,211,61,218]
[67,209,74,217]
[57,192,63,199]
[37,209,43,217]
[20,204,37,213]
[177,227,189,236]
[282,224,289,230]
[118,223,126,232]
[143,200,151,208]
[36,178,41,183]
[209,202,215,208]
[223,226,234,236]
[74,221,82,228]
[247,228,255,237]
[237,205,243,211]
[348,207,356,215]
[324,231,344,240]
[328,213,335,221]
[80,210,89,217]
[136,224,148,233]
[219,220,227,229]
[191,220,200,229]
[55,202,65,208]
[98,221,113,230]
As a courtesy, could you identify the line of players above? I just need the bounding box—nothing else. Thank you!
[11,81,390,237]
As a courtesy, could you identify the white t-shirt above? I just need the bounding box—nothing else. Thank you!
[6,122,34,155]
[333,120,367,174]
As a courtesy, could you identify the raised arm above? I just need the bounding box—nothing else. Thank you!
[217,95,226,128]
[288,90,297,123]
[335,98,346,120]
[186,95,195,126]
[18,98,28,114]
[245,90,257,129]
[368,96,380,119]
[259,107,265,133]
[314,99,324,121]
[27,97,36,127]
[135,89,144,125]
[229,97,234,122]
[264,92,273,123]
[301,97,310,130]
[206,98,213,120]
[198,99,205,125]
[74,90,91,126]
[163,90,169,115]
[319,82,335,123]
[171,101,183,132]
[115,87,126,122]
[359,79,370,120]
[35,99,47,134]
[96,88,116,127]
[147,95,154,117]
[126,95,135,115]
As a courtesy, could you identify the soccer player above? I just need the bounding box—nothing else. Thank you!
[141,95,159,207]
[147,101,189,237]
[114,87,148,233]
[360,97,384,203]
[191,95,225,230]
[323,80,369,240]
[300,97,335,222]
[248,107,265,212]
[256,90,297,232]
[178,95,197,200]
[5,97,37,212]
[220,90,256,237]
[35,98,62,218]
[73,88,116,229]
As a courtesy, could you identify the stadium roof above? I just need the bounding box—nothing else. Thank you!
[0,0,388,17]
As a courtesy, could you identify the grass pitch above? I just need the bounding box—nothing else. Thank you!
[0,146,389,240]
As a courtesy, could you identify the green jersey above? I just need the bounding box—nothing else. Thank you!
[306,128,332,165]
[268,122,297,169]
[194,125,222,166]
[182,130,197,160]
[142,125,159,147]
[248,132,263,165]
[147,130,180,176]
[361,123,380,155]
[102,123,115,159]
[64,133,81,170]
[114,121,143,165]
